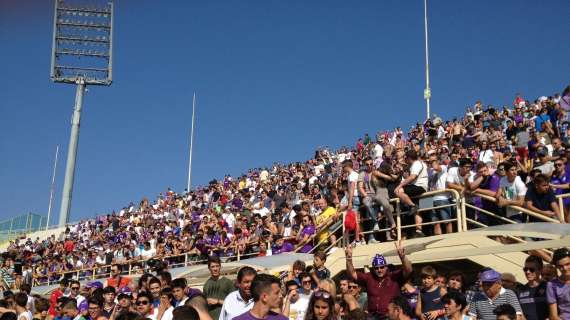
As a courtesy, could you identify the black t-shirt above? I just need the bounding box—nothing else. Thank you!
[518,282,548,320]
[524,186,556,222]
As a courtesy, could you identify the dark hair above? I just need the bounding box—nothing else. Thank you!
[158,270,172,286]
[172,306,199,320]
[62,298,78,311]
[405,150,419,160]
[503,161,516,172]
[458,158,473,167]
[115,311,144,320]
[0,312,17,320]
[171,278,187,290]
[237,266,257,283]
[69,280,80,287]
[552,248,570,265]
[493,304,516,319]
[14,293,28,308]
[251,274,280,302]
[533,173,549,186]
[342,160,353,168]
[34,297,50,313]
[184,295,208,314]
[525,255,544,270]
[304,291,335,320]
[59,278,69,287]
[285,280,298,290]
[207,255,221,267]
[160,287,174,300]
[136,292,153,302]
[389,296,414,318]
[87,297,103,307]
[103,286,116,295]
[148,277,161,288]
[314,251,327,262]
[442,291,467,312]
[19,284,31,294]
[138,273,153,290]
[292,260,306,272]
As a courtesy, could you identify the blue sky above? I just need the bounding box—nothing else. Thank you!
[0,0,568,224]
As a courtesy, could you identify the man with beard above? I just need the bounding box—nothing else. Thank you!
[219,267,257,320]
[345,240,412,320]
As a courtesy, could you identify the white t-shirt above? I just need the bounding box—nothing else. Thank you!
[429,165,449,201]
[446,167,474,187]
[348,170,359,197]
[499,176,527,217]
[410,160,428,190]
[373,144,384,159]
[478,149,494,164]
[288,294,310,320]
[141,248,156,259]
[222,212,236,229]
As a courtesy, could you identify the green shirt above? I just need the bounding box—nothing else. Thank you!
[203,276,235,320]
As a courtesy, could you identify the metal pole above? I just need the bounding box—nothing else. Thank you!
[59,78,86,227]
[423,0,431,120]
[187,92,196,192]
[47,145,59,231]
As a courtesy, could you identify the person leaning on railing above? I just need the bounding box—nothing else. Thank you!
[524,174,561,221]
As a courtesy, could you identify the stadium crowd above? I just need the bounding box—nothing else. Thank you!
[0,88,569,320]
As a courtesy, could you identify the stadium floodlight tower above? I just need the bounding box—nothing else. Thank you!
[50,0,114,227]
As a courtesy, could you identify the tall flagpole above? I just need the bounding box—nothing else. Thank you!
[187,92,196,192]
[423,0,431,120]
[46,145,59,231]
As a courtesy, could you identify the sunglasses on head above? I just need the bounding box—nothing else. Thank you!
[313,290,332,299]
[135,300,149,306]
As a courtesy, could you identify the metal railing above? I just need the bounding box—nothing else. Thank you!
[27,188,567,288]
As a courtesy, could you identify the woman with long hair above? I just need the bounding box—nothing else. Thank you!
[304,290,336,320]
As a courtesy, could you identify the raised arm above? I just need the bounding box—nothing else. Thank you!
[345,245,358,280]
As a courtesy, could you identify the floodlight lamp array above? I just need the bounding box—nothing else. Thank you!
[51,0,114,86]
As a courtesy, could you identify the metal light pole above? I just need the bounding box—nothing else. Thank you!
[423,0,431,120]
[51,0,114,227]
[46,145,60,230]
[187,93,196,192]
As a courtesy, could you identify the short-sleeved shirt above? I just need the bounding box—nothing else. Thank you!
[410,160,429,190]
[348,171,359,197]
[524,186,557,221]
[203,276,235,320]
[316,207,337,242]
[518,281,549,320]
[499,176,527,217]
[547,278,570,320]
[468,287,522,320]
[355,269,404,316]
[298,225,315,253]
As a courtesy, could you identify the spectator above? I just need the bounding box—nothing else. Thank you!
[172,306,199,320]
[441,291,469,320]
[342,160,362,244]
[281,280,309,320]
[524,174,561,220]
[86,298,101,320]
[203,256,234,320]
[60,299,84,320]
[345,241,412,319]
[518,255,548,320]
[303,290,334,320]
[309,252,330,284]
[468,269,523,320]
[395,150,428,237]
[493,304,517,320]
[547,248,570,320]
[100,287,115,319]
[358,157,380,243]
[219,267,257,320]
[496,162,527,222]
[387,296,414,320]
[233,274,286,320]
[14,293,32,320]
[171,279,188,307]
[134,292,153,320]
[106,265,131,290]
[428,160,453,235]
[415,266,446,320]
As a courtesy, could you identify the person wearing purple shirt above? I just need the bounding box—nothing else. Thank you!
[233,274,287,320]
[550,159,570,207]
[296,217,316,253]
[272,236,294,255]
[547,248,570,320]
[470,161,503,226]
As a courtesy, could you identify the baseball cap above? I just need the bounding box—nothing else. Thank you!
[371,254,387,267]
[479,269,501,283]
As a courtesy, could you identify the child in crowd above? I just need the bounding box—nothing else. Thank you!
[416,266,446,320]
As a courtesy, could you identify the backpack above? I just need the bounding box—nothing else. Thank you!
[344,209,357,231]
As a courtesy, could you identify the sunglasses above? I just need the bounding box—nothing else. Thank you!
[135,300,149,306]
[349,285,358,289]
[71,287,80,290]
[523,267,536,273]
[302,280,312,284]
[313,290,332,299]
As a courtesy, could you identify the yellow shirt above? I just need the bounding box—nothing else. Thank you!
[316,207,337,243]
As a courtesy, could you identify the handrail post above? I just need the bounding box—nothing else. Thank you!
[396,201,402,241]
[237,245,241,262]
[450,190,462,232]
[184,253,189,267]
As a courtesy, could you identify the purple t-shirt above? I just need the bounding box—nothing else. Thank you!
[547,278,570,319]
[273,242,294,254]
[233,311,287,320]
[298,225,316,253]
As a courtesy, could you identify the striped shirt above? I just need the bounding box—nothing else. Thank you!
[468,287,522,320]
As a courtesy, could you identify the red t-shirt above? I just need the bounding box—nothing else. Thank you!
[107,276,131,289]
[355,269,404,316]
[49,289,63,316]
[64,240,74,252]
